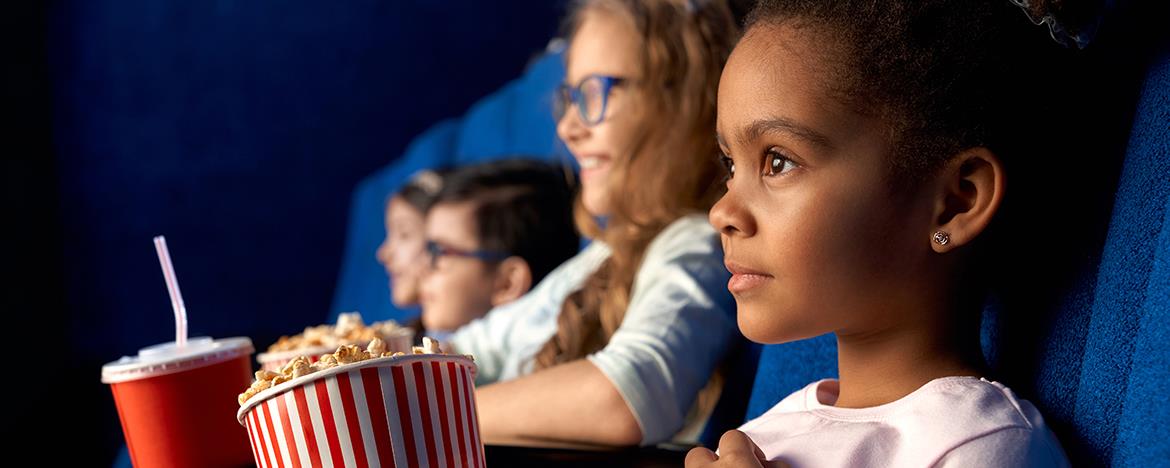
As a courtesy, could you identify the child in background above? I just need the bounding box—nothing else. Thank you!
[419,158,580,341]
[376,169,445,309]
[689,0,1069,466]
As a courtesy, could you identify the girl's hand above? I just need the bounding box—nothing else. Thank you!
[685,430,788,468]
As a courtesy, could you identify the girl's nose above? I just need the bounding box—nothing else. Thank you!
[556,104,590,147]
[375,238,392,266]
[709,184,756,238]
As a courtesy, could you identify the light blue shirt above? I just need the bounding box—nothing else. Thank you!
[451,214,736,444]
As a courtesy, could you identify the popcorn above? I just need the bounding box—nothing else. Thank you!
[239,337,453,406]
[409,338,439,355]
[287,357,314,379]
[317,353,339,367]
[253,379,272,392]
[335,312,363,337]
[334,344,369,364]
[265,312,410,353]
[309,361,332,373]
[367,338,387,356]
[279,356,310,376]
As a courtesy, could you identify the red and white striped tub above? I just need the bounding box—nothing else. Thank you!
[237,354,484,468]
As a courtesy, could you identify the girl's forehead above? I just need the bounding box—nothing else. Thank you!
[565,10,641,83]
[717,24,891,161]
[387,197,419,217]
[726,24,838,97]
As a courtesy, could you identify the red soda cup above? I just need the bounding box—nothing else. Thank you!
[102,337,255,468]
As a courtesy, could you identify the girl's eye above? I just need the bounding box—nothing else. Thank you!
[764,148,797,176]
[719,154,736,180]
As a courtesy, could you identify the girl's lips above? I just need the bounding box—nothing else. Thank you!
[724,260,773,294]
[728,273,771,293]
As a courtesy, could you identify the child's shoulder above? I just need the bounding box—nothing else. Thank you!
[911,378,1067,466]
[739,378,1068,466]
[632,214,724,280]
[753,377,1037,427]
[645,214,719,257]
[658,213,717,241]
[905,376,1038,428]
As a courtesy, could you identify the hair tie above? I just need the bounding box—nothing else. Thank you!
[1009,0,1107,49]
[411,170,443,196]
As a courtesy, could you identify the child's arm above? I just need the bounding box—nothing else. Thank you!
[475,359,643,446]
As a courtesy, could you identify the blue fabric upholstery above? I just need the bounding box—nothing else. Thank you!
[745,333,837,421]
[743,42,1170,465]
[1074,47,1169,466]
[454,50,567,165]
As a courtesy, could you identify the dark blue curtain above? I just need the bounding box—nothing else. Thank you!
[38,0,563,460]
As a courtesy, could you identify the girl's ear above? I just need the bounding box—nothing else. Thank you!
[490,257,533,307]
[930,147,1005,253]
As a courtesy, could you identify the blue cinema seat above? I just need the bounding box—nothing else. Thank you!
[1046,44,1169,466]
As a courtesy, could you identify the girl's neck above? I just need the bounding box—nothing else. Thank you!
[832,315,983,409]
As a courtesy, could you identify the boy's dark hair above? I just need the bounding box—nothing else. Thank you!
[432,158,580,285]
[745,0,1053,186]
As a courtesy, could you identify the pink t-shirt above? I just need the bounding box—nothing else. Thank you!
[738,377,1069,467]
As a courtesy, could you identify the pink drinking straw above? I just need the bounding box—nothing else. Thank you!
[153,236,188,348]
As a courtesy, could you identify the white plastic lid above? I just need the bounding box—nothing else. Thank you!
[101,336,254,384]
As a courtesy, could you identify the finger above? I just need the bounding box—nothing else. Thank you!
[752,438,767,460]
[718,430,757,456]
[685,446,718,467]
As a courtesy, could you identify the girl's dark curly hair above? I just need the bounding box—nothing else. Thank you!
[745,0,1042,186]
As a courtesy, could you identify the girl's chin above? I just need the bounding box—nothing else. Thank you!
[581,192,612,217]
[736,306,823,345]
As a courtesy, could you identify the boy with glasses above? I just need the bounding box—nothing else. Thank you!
[418,158,580,341]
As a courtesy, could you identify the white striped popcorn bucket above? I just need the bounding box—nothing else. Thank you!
[238,354,484,468]
[257,330,414,372]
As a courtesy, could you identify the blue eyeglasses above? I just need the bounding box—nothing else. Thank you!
[425,240,510,268]
[555,74,628,127]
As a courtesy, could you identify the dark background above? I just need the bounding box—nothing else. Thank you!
[5,0,1167,464]
[6,0,565,462]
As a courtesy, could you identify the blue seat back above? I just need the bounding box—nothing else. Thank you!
[1061,45,1170,466]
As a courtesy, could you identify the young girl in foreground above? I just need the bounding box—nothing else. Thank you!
[688,0,1070,466]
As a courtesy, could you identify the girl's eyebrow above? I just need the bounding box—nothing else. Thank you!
[738,116,835,150]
